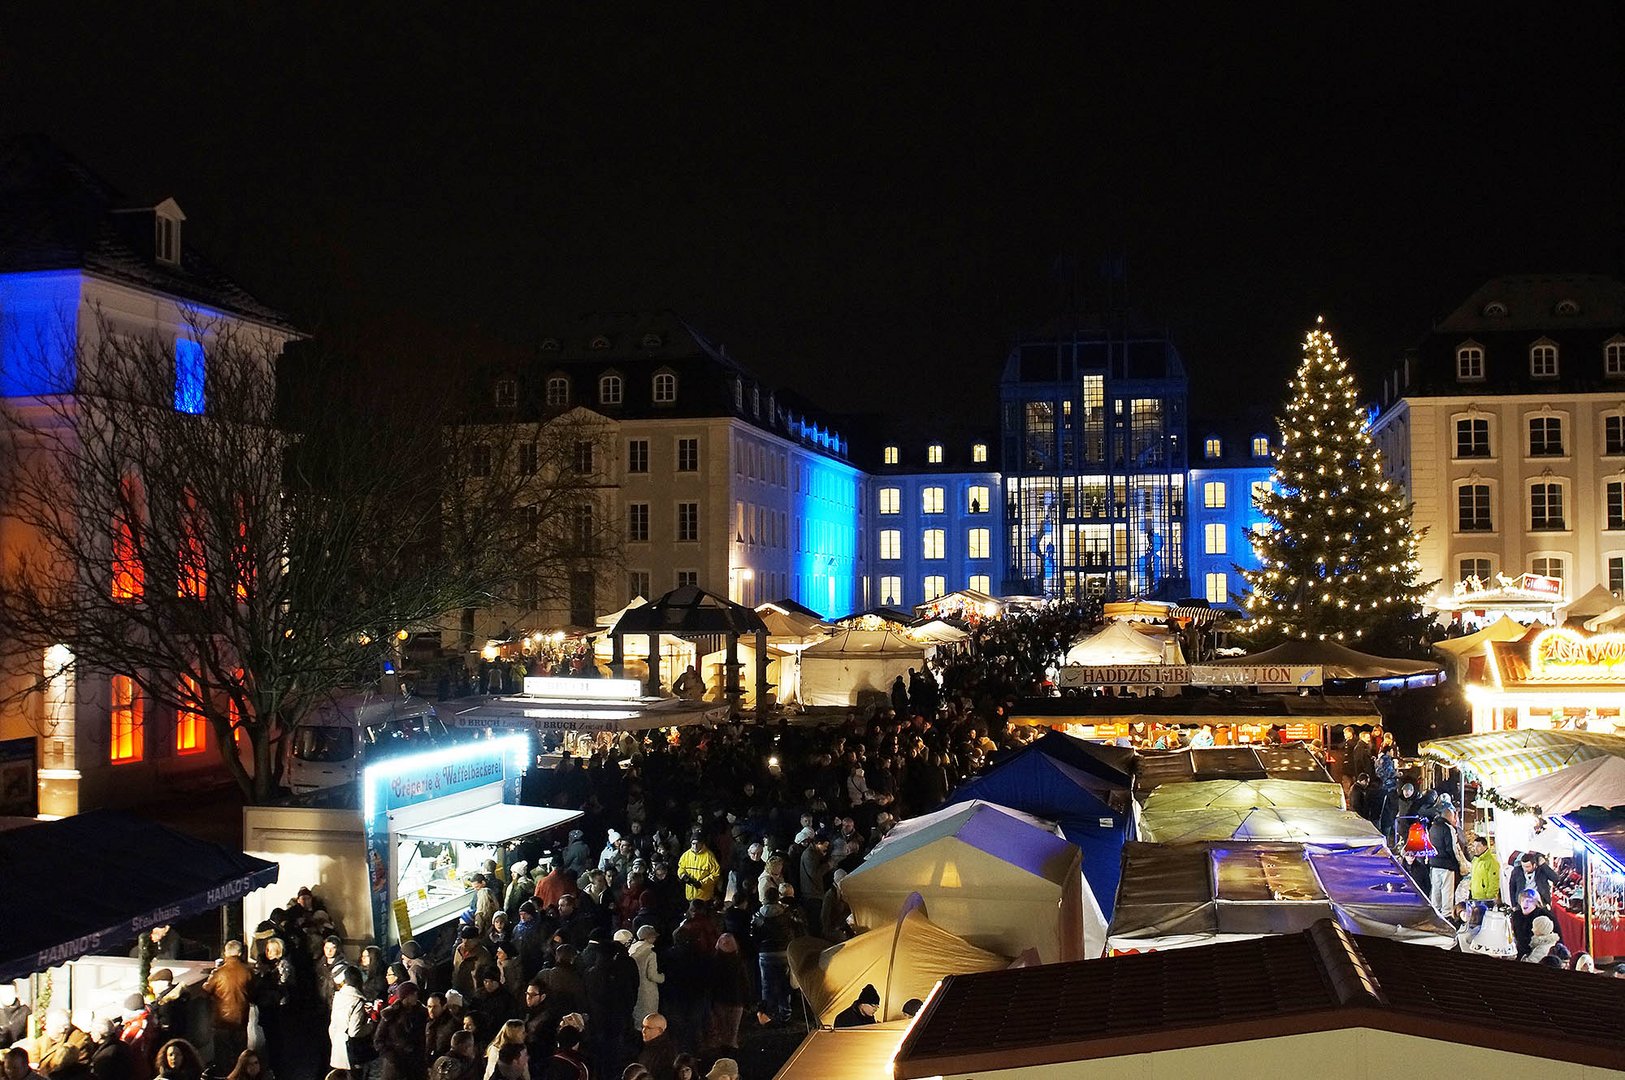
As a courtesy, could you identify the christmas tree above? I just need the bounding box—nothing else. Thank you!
[1242,319,1429,645]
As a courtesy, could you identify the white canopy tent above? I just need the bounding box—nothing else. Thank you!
[799,627,928,707]
[909,619,971,647]
[1492,755,1625,817]
[1062,621,1183,666]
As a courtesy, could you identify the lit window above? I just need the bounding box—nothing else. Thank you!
[1456,344,1484,381]
[1204,523,1227,555]
[968,574,990,594]
[921,487,944,514]
[927,444,943,464]
[1203,482,1226,509]
[1204,573,1228,604]
[176,673,205,755]
[178,488,206,600]
[1455,418,1490,458]
[734,379,744,410]
[923,575,946,601]
[967,486,989,514]
[1457,484,1492,532]
[1530,340,1559,378]
[545,377,570,406]
[879,575,902,605]
[1204,437,1221,459]
[1530,483,1565,531]
[599,374,623,405]
[879,530,901,560]
[1459,558,1491,586]
[1251,480,1271,509]
[112,479,144,602]
[967,528,990,559]
[653,372,677,403]
[883,445,899,465]
[878,488,900,515]
[110,674,144,763]
[922,529,945,560]
[174,339,205,414]
[1528,416,1564,457]
[677,438,700,472]
[494,379,518,408]
[971,443,988,463]
[1532,557,1565,583]
[1607,338,1625,378]
[627,439,649,474]
[1251,436,1269,457]
[676,502,699,542]
[628,503,650,543]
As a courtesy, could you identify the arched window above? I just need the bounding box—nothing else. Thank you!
[1530,339,1559,378]
[1456,342,1485,381]
[653,372,677,403]
[599,373,623,405]
[589,335,611,351]
[545,376,570,406]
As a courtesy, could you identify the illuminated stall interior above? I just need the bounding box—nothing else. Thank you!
[1467,626,1625,735]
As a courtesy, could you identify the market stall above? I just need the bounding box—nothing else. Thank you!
[798,622,928,707]
[1420,729,1625,791]
[843,802,1086,963]
[1550,807,1625,962]
[1012,693,1374,745]
[445,677,725,757]
[772,1021,915,1080]
[1463,625,1625,736]
[1207,638,1442,688]
[1061,621,1175,667]
[1135,745,1336,791]
[1432,615,1530,682]
[787,895,1011,1026]
[913,588,1004,623]
[1105,841,1455,953]
[1138,805,1381,845]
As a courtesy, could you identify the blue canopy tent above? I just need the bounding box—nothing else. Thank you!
[0,810,280,981]
[945,744,1133,925]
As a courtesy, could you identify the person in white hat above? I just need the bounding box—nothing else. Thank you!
[705,1057,739,1080]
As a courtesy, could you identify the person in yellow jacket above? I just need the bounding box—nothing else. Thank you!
[1466,833,1500,917]
[677,829,722,902]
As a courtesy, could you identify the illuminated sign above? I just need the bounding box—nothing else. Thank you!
[1059,664,1323,689]
[522,676,643,700]
[1530,628,1625,680]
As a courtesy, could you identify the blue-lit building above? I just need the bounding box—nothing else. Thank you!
[861,432,1002,611]
[1186,416,1276,609]
[999,318,1190,600]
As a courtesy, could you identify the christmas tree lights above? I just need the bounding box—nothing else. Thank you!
[1242,319,1429,644]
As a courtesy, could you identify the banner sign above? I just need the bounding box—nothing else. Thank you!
[1059,664,1322,689]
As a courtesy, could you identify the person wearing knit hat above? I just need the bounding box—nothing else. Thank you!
[833,983,879,1027]
[705,1058,740,1079]
[613,928,634,945]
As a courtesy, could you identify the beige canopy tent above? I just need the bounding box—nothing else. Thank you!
[1420,730,1625,789]
[1432,615,1530,681]
[788,895,1011,1027]
[699,638,792,708]
[1062,621,1178,666]
[842,802,1085,963]
[910,619,971,647]
[798,626,928,707]
[1492,755,1625,816]
[1140,778,1348,814]
[1140,805,1382,845]
[1567,583,1619,620]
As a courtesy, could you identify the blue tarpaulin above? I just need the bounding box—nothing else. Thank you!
[0,810,279,981]
[945,735,1133,919]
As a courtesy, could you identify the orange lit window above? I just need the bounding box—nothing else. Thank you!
[232,500,254,603]
[178,489,206,599]
[176,674,206,754]
[110,674,144,763]
[112,516,143,600]
[229,668,246,746]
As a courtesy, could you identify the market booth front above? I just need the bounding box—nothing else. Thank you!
[1012,692,1381,754]
[1465,625,1625,735]
[446,676,726,759]
[1550,806,1625,963]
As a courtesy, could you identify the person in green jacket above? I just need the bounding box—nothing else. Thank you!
[1466,833,1500,918]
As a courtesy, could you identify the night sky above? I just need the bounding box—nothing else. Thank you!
[4,6,1621,427]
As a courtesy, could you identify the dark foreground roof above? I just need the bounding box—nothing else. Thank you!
[608,585,768,638]
[893,920,1625,1077]
[0,810,279,981]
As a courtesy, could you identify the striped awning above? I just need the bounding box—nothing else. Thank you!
[1420,730,1625,789]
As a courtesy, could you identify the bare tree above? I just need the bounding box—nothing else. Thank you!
[0,313,620,803]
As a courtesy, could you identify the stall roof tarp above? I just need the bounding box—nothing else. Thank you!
[1420,730,1625,788]
[1140,779,1347,814]
[1210,639,1440,679]
[772,1021,913,1080]
[1555,807,1625,874]
[0,810,279,981]
[1567,583,1620,619]
[1433,615,1531,659]
[1062,621,1168,665]
[909,619,970,646]
[1140,806,1382,845]
[1106,841,1454,952]
[1135,745,1334,790]
[448,696,723,733]
[992,730,1136,788]
[788,897,1010,1026]
[844,803,1085,963]
[595,596,648,629]
[1494,756,1625,816]
[397,804,581,844]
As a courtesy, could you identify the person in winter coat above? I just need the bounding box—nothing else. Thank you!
[704,935,752,1055]
[1424,806,1467,916]
[534,863,578,910]
[676,832,722,904]
[373,982,428,1080]
[451,929,492,999]
[755,856,787,906]
[820,871,852,943]
[1511,889,1557,960]
[832,984,878,1028]
[543,1025,588,1080]
[201,941,256,1072]
[538,946,587,1017]
[1510,851,1562,907]
[359,946,390,1004]
[750,887,803,1021]
[635,1014,677,1080]
[425,993,460,1062]
[560,831,595,879]
[627,926,665,1026]
[328,966,370,1073]
[1523,915,1568,965]
[583,936,640,1074]
[469,969,520,1046]
[502,863,533,919]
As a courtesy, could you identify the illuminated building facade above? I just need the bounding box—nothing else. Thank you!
[1372,275,1625,618]
[1186,417,1275,609]
[999,320,1189,600]
[0,136,296,814]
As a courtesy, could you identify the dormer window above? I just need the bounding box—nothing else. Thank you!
[652,371,677,404]
[1482,301,1508,318]
[545,376,570,406]
[927,444,943,464]
[883,445,899,465]
[1530,339,1559,379]
[1251,436,1270,457]
[1606,336,1625,378]
[1555,299,1581,316]
[972,442,988,463]
[494,379,518,409]
[1456,342,1485,382]
[641,333,663,349]
[1204,437,1222,459]
[151,198,184,266]
[589,335,611,351]
[751,386,761,416]
[540,338,561,352]
[599,373,623,405]
[734,379,743,410]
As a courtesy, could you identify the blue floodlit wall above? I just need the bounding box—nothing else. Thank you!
[793,451,863,617]
[174,338,206,414]
[867,470,1004,611]
[1186,461,1274,606]
[0,272,81,397]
